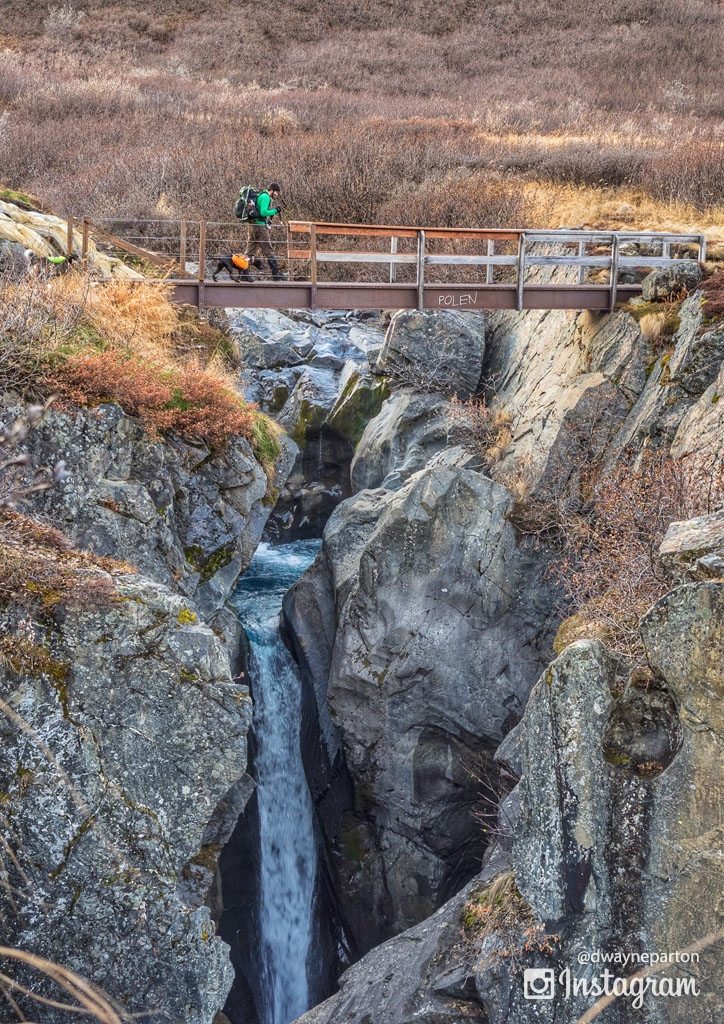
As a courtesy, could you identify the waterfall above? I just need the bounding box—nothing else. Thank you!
[231,541,321,1024]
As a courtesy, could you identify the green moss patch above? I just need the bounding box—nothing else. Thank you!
[251,415,283,477]
[184,541,236,584]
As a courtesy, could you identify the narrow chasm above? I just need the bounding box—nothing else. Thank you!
[218,540,344,1024]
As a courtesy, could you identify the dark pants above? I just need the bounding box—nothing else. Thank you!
[245,224,277,271]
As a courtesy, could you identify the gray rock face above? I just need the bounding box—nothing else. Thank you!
[296,873,488,1024]
[376,309,486,399]
[2,400,296,638]
[603,294,711,460]
[350,389,454,492]
[0,394,297,1021]
[236,333,304,370]
[512,641,619,928]
[283,293,721,1018]
[509,585,724,1023]
[284,450,558,946]
[230,309,449,542]
[641,261,703,301]
[270,362,389,542]
[671,359,724,470]
[484,306,648,494]
[278,366,343,446]
[0,573,251,1023]
[0,237,28,276]
[660,510,724,580]
[639,586,724,1006]
[302,582,723,1024]
[325,368,390,448]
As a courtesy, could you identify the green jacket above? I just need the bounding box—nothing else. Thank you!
[252,191,280,225]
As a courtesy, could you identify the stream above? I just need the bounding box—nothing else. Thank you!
[229,540,322,1024]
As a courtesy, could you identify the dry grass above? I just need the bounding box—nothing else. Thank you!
[522,180,724,240]
[0,2,722,229]
[638,313,668,346]
[448,396,514,465]
[0,945,132,1023]
[462,870,559,964]
[0,508,131,613]
[0,270,281,460]
[462,872,534,939]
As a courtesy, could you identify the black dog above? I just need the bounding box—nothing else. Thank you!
[211,256,252,282]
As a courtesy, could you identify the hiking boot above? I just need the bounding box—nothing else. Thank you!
[268,257,287,281]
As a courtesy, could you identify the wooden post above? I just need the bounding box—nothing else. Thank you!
[179,220,187,274]
[577,239,585,285]
[81,219,90,260]
[416,230,426,311]
[198,221,206,281]
[516,232,526,312]
[310,224,318,309]
[486,238,494,284]
[610,234,620,311]
[197,221,206,311]
[698,233,707,263]
[286,224,294,282]
[389,236,398,284]
[66,216,74,258]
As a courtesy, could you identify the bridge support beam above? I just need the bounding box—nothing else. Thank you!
[168,281,642,312]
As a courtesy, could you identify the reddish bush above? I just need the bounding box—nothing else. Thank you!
[701,269,724,322]
[51,350,257,448]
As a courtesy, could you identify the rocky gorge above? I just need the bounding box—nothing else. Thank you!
[1,239,722,1024]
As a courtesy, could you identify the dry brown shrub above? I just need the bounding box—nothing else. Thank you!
[547,451,723,659]
[448,396,513,465]
[2,1,723,225]
[0,509,132,613]
[701,268,724,322]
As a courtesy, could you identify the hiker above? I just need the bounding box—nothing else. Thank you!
[244,182,287,281]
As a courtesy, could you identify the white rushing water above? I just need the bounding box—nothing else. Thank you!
[232,541,321,1024]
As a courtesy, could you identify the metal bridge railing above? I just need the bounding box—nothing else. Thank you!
[65,217,707,312]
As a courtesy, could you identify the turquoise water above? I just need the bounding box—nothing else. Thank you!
[231,540,321,1024]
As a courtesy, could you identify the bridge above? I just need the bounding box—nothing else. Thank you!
[72,217,707,312]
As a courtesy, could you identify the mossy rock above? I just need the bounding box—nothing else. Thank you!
[251,415,283,476]
[0,186,42,211]
[183,542,236,584]
[325,372,390,446]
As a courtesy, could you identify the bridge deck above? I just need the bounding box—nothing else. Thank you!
[77,218,706,312]
[169,279,644,311]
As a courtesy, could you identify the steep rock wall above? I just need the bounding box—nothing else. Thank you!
[285,292,722,969]
[284,446,559,947]
[296,580,723,1024]
[0,573,250,1023]
[0,398,296,1021]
